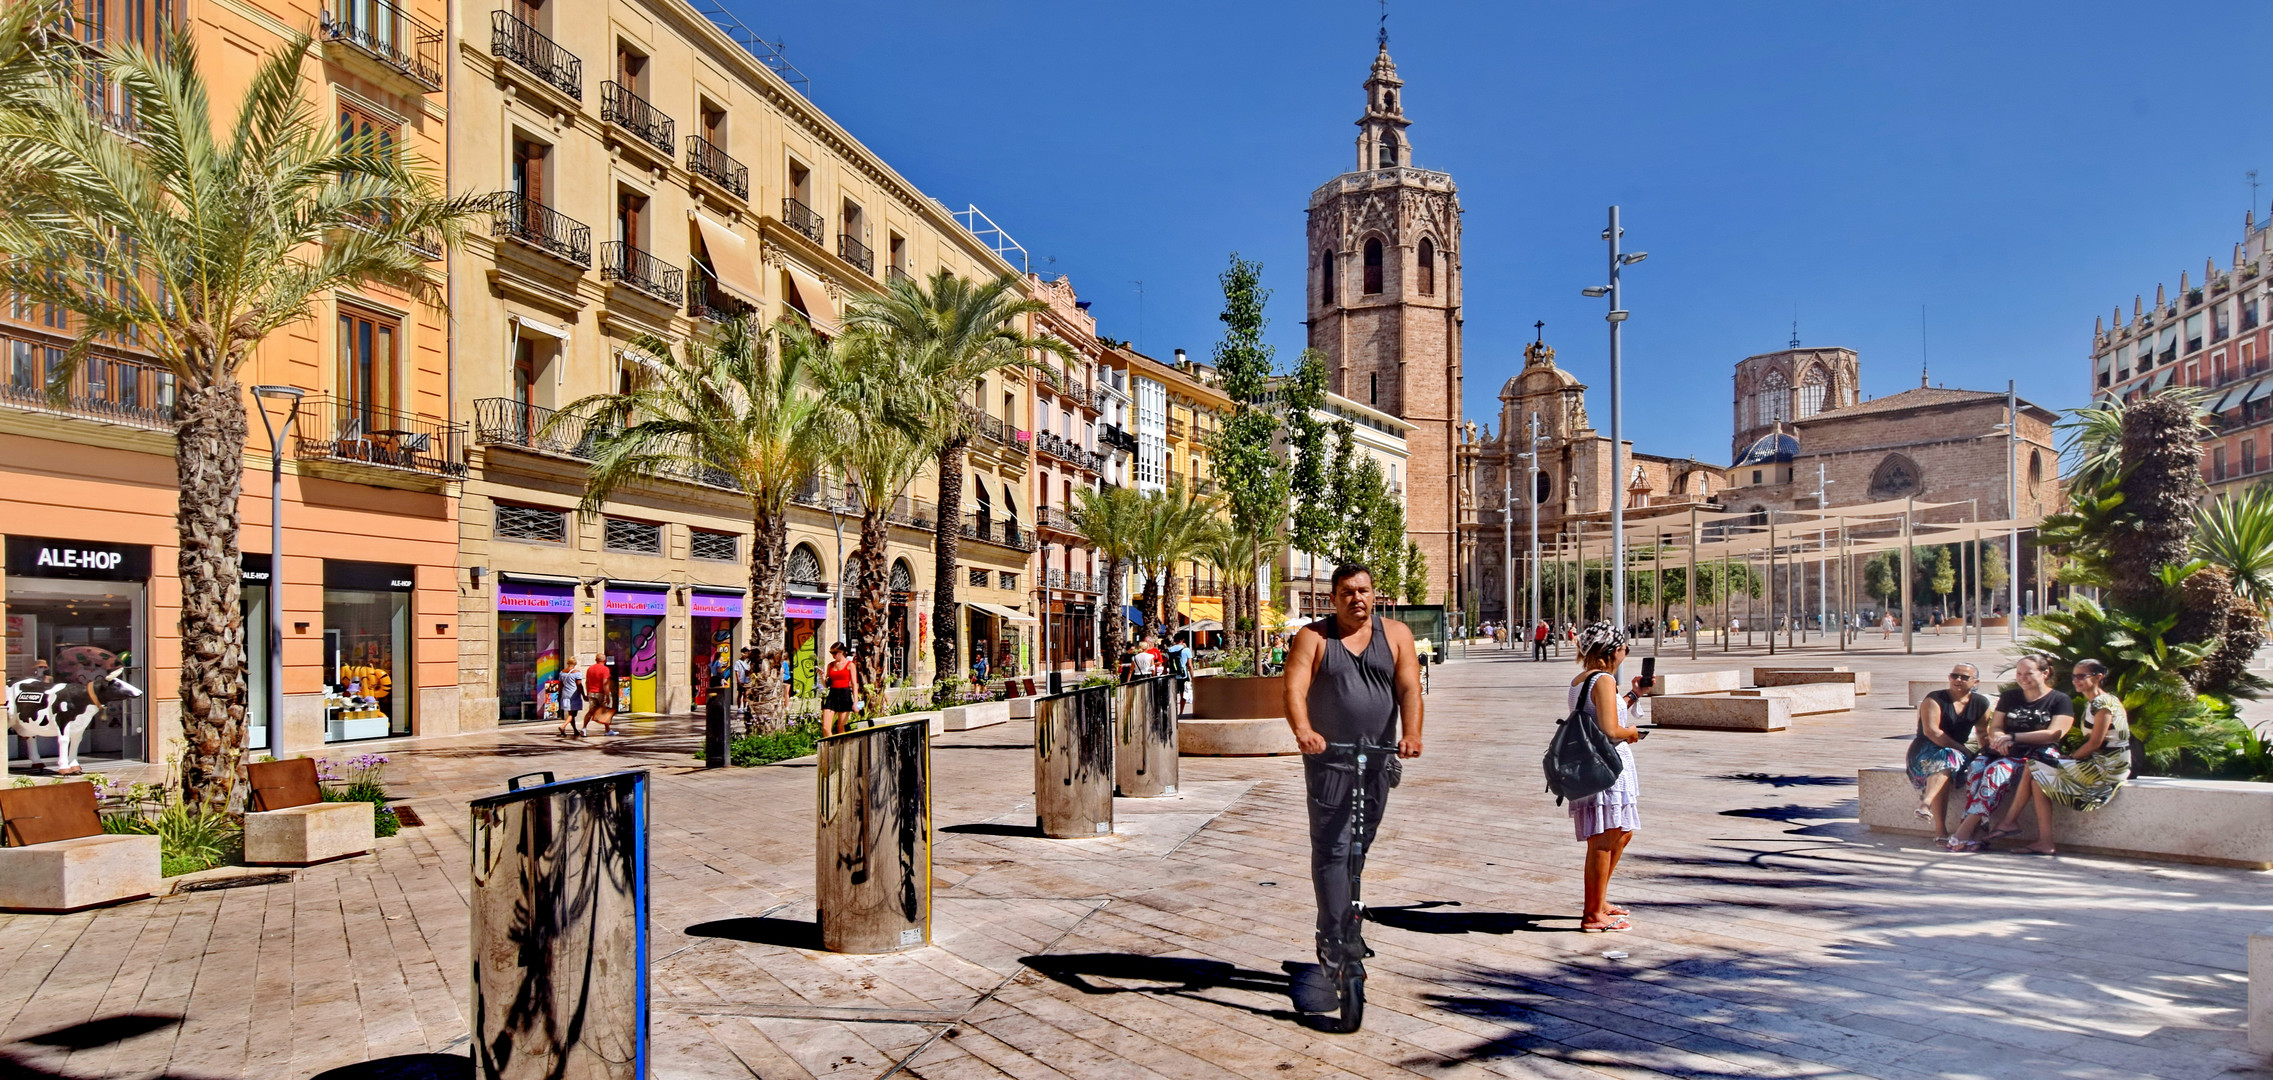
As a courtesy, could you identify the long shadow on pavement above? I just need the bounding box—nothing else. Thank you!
[1366,900,1570,935]
[686,916,822,951]
[1020,952,1302,1022]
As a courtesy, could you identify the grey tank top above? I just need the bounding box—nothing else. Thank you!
[1305,615,1398,743]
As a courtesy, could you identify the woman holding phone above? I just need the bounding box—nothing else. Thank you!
[1567,622,1649,933]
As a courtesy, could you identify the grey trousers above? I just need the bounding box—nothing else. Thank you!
[1303,750,1394,938]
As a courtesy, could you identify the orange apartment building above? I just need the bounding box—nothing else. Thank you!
[0,0,463,767]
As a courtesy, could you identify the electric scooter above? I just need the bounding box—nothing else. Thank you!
[1294,738,1387,1033]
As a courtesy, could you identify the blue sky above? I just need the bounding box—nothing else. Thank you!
[735,1,2273,464]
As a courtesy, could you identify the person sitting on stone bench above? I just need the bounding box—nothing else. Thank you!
[1907,663,1989,841]
[1975,658,2131,856]
[1944,656,2075,854]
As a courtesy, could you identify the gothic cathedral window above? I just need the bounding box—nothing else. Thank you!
[1320,249,1336,305]
[1363,238,1384,294]
[1797,365,1827,418]
[1417,238,1435,295]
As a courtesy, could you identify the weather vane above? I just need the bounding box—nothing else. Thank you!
[1378,0,1388,47]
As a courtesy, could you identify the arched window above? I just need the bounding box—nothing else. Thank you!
[788,544,824,590]
[1379,132,1399,168]
[1869,453,1922,499]
[1383,89,1396,112]
[841,552,863,586]
[1797,366,1827,418]
[889,559,914,595]
[1756,369,1789,425]
[1363,238,1383,294]
[1319,249,1336,305]
[2029,449,2044,489]
[1534,468,1551,506]
[1417,238,1435,295]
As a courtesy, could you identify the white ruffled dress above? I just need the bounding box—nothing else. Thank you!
[1566,680,1641,840]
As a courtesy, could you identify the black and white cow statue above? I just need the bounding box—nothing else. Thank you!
[7,668,143,775]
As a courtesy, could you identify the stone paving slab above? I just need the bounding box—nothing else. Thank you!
[0,641,2267,1078]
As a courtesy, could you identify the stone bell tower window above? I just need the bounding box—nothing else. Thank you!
[1363,238,1383,294]
[1379,131,1400,168]
[1320,248,1336,305]
[1417,238,1435,295]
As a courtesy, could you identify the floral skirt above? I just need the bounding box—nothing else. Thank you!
[1961,756,2025,819]
[1906,740,1967,791]
[2029,748,2131,813]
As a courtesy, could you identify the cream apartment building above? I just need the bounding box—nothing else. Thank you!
[449,0,1036,723]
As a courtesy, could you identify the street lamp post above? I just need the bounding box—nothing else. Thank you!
[2006,380,2021,641]
[1583,206,1645,629]
[1501,458,1514,650]
[251,385,304,760]
[1527,411,1542,633]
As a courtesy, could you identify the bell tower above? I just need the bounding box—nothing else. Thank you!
[1306,34,1464,605]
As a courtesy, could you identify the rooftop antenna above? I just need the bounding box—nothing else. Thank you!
[2253,169,2263,216]
[1789,305,1800,349]
[1919,304,1930,389]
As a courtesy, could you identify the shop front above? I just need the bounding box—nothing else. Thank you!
[965,601,1036,681]
[496,573,575,724]
[690,588,744,707]
[323,560,416,742]
[785,594,826,698]
[241,553,272,749]
[4,535,152,765]
[603,582,667,714]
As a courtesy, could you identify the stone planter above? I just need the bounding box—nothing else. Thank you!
[1191,675,1285,720]
[1185,675,1296,756]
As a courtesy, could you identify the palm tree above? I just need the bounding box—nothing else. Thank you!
[545,317,836,733]
[807,324,934,695]
[1200,518,1281,655]
[2194,484,2273,609]
[840,270,1068,686]
[1129,481,1220,636]
[1073,483,1142,674]
[0,6,482,809]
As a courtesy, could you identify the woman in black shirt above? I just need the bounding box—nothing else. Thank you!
[1944,656,2075,853]
[1906,663,1990,840]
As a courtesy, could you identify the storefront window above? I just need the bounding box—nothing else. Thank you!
[240,553,272,748]
[323,560,413,741]
[5,536,152,766]
[603,584,666,713]
[496,575,572,723]
[690,589,743,706]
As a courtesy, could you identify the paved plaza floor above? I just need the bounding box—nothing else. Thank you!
[0,637,2268,1079]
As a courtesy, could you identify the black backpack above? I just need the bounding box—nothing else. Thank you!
[1543,672,1624,805]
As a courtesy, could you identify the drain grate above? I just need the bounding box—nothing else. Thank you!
[175,872,293,893]
[391,805,425,827]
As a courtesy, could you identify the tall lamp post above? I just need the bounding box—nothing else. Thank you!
[1582,206,1646,628]
[1526,410,1542,632]
[251,385,304,759]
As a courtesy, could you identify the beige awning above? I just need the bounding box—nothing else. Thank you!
[692,214,764,305]
[969,601,1037,623]
[782,262,840,331]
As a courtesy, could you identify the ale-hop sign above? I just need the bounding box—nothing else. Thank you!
[4,537,153,582]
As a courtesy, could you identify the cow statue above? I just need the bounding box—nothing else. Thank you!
[7,667,143,775]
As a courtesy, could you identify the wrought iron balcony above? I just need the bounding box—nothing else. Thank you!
[886,265,912,285]
[2,351,173,430]
[1038,505,1081,535]
[688,267,752,322]
[322,0,443,90]
[489,190,590,266]
[836,232,873,275]
[886,496,938,530]
[959,514,1035,552]
[1167,417,1188,439]
[475,397,595,458]
[1046,568,1098,593]
[1187,574,1222,597]
[601,241,684,303]
[489,10,580,100]
[960,402,1009,446]
[686,135,747,199]
[296,394,466,477]
[600,81,673,155]
[782,198,822,243]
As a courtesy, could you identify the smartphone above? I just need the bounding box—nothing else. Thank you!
[1639,656,1656,690]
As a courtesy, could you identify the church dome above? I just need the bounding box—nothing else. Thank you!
[1734,431,1798,467]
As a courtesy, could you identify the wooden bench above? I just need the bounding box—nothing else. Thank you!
[1857,766,2273,869]
[244,758,374,866]
[0,781,159,912]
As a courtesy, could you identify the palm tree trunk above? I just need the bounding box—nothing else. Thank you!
[747,503,789,733]
[931,437,966,685]
[1102,554,1126,673]
[175,376,250,812]
[1139,572,1160,633]
[857,508,892,697]
[1165,566,1183,643]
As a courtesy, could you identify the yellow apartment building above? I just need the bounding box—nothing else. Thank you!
[3,0,467,766]
[1025,275,1113,672]
[1100,345,1231,634]
[448,0,1038,720]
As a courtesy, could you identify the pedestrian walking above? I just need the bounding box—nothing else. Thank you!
[1567,622,1646,932]
[1166,633,1194,715]
[582,654,621,736]
[1532,619,1550,662]
[1281,563,1424,1015]
[819,643,860,736]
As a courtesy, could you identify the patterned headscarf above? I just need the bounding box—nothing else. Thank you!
[1576,620,1627,661]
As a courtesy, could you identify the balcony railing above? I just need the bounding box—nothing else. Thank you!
[1167,417,1188,439]
[960,514,1034,552]
[886,496,938,530]
[686,135,748,199]
[489,190,590,266]
[1187,575,1222,597]
[1038,505,1077,534]
[1046,568,1099,593]
[2,352,173,430]
[295,394,466,477]
[489,10,580,100]
[600,81,673,155]
[887,265,912,285]
[960,402,1009,446]
[323,0,443,90]
[601,241,684,303]
[478,398,741,489]
[688,268,753,322]
[837,232,873,275]
[782,198,823,243]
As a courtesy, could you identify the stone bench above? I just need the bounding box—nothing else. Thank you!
[1857,766,2273,869]
[0,781,160,912]
[1643,670,1742,696]
[2253,926,2272,1054]
[1179,717,1299,755]
[942,700,1011,731]
[244,758,373,867]
[1744,682,1855,715]
[1754,668,1872,695]
[1648,694,1790,732]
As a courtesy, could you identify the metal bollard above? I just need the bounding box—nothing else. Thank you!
[470,770,649,1080]
[1035,684,1114,838]
[1114,674,1178,797]
[815,715,931,954]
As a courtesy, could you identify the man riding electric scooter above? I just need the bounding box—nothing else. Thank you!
[1281,562,1425,1032]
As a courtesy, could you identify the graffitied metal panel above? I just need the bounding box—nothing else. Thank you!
[816,715,932,954]
[1114,675,1178,797]
[1035,684,1114,838]
[470,769,649,1080]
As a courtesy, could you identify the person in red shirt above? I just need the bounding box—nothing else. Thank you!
[582,656,620,737]
[819,642,860,736]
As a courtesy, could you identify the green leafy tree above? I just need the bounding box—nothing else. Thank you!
[0,6,484,809]
[1206,255,1290,656]
[1129,480,1219,633]
[1284,349,1335,617]
[1365,490,1406,603]
[1929,544,1957,617]
[1863,552,1900,610]
[841,269,1066,685]
[1401,541,1428,605]
[1980,542,2009,611]
[550,318,836,732]
[808,325,936,695]
[1073,484,1143,674]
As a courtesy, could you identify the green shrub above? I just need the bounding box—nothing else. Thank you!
[695,718,822,766]
[107,803,241,876]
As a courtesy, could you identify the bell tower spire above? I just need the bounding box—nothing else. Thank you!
[1356,31,1410,171]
